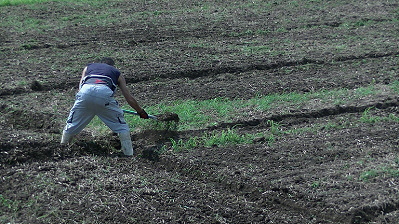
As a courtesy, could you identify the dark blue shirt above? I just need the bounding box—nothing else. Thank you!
[85,63,121,86]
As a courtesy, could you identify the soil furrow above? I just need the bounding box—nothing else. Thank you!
[155,130,399,223]
[156,154,348,223]
[1,51,397,98]
[350,201,399,223]
[208,97,399,131]
[113,52,399,83]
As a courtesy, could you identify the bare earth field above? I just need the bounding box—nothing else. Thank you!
[1,0,399,223]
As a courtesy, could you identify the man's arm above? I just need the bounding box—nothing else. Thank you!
[79,67,87,89]
[118,74,147,117]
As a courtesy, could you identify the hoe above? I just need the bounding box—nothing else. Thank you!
[122,109,179,122]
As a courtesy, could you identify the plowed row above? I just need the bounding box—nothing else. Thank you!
[1,0,399,223]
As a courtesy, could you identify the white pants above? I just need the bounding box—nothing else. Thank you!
[63,84,130,135]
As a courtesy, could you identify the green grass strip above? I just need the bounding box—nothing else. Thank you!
[0,0,106,6]
[125,82,396,131]
[168,128,266,152]
[1,0,52,6]
[1,0,33,6]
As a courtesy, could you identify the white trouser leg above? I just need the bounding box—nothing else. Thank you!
[119,131,133,156]
[61,130,74,144]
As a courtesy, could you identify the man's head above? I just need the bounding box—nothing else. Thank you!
[100,57,115,66]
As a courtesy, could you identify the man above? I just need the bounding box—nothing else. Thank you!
[61,57,148,156]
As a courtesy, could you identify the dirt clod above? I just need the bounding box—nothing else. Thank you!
[30,80,43,91]
[155,112,180,122]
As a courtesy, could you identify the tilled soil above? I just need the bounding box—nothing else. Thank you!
[1,0,399,223]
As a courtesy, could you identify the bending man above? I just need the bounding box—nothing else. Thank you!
[61,57,148,156]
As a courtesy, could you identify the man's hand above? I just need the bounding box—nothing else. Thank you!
[138,109,149,119]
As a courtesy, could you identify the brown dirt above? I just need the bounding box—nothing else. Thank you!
[1,0,399,223]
